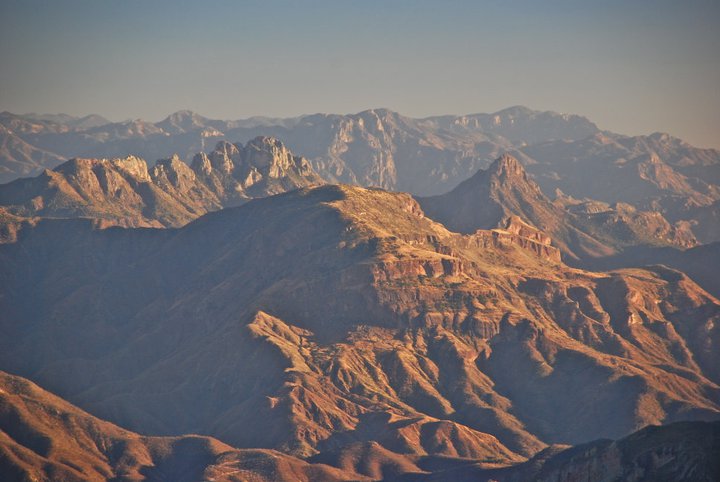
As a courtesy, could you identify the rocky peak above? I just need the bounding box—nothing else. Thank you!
[164,109,198,122]
[471,153,543,200]
[0,139,319,228]
[53,157,101,174]
[240,136,314,179]
[112,119,164,137]
[152,154,196,189]
[157,110,209,134]
[190,152,213,176]
[53,156,151,183]
[243,136,291,170]
[186,136,323,197]
[353,108,400,132]
[71,114,111,130]
[207,140,239,174]
[494,105,536,120]
[158,153,184,166]
[488,153,527,181]
[648,132,674,144]
[418,153,550,237]
[111,155,150,182]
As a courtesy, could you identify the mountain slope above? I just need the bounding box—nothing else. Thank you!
[0,370,366,482]
[404,421,720,482]
[1,184,718,464]
[580,241,720,299]
[0,125,66,184]
[5,368,716,482]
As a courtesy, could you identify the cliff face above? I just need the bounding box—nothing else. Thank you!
[1,185,718,467]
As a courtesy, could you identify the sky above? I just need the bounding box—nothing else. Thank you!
[1,0,719,148]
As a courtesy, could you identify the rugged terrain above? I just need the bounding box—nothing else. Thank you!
[1,183,719,480]
[0,136,322,227]
[0,370,364,482]
[0,144,701,270]
[419,153,696,263]
[4,369,717,481]
[1,106,719,481]
[522,132,720,244]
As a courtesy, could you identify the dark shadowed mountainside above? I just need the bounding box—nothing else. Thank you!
[4,369,717,481]
[0,370,367,482]
[401,420,720,482]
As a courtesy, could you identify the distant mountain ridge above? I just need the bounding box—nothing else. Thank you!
[2,105,717,244]
[522,132,720,241]
[0,147,698,272]
[0,106,607,191]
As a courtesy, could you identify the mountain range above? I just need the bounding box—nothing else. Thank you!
[1,107,719,481]
[2,106,717,245]
[2,181,720,479]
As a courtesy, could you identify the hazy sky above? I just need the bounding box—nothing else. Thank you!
[1,0,718,147]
